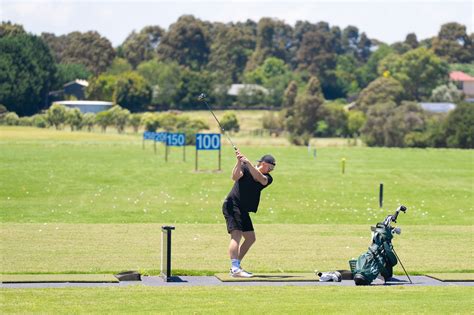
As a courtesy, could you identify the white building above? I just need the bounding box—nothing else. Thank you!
[54,101,113,113]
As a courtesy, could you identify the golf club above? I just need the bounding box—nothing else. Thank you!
[198,93,238,151]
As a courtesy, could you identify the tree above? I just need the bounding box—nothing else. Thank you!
[109,105,130,133]
[443,102,474,148]
[4,112,19,125]
[356,44,394,88]
[95,110,113,132]
[0,34,57,116]
[285,76,325,140]
[86,74,118,101]
[174,68,214,110]
[113,72,152,112]
[42,31,115,75]
[157,15,210,70]
[207,23,255,83]
[341,25,372,61]
[136,60,182,109]
[220,112,240,133]
[347,110,366,137]
[430,83,464,103]
[246,18,293,70]
[128,113,142,133]
[379,47,449,100]
[0,21,26,37]
[105,58,132,75]
[432,22,473,63]
[65,108,83,131]
[356,77,404,113]
[46,103,67,129]
[82,113,95,131]
[120,26,164,68]
[283,81,298,108]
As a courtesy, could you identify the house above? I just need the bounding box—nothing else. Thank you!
[227,84,269,96]
[53,100,113,113]
[63,79,89,100]
[419,102,456,113]
[449,71,474,101]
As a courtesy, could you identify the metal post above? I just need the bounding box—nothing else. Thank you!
[218,148,221,171]
[161,226,175,282]
[379,183,384,208]
[165,142,168,162]
[183,145,186,162]
[195,149,198,171]
[154,140,157,155]
[341,158,346,174]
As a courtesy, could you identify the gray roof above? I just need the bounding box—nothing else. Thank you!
[228,84,269,96]
[55,100,113,106]
[419,102,456,113]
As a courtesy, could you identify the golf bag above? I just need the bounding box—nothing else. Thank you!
[353,206,407,285]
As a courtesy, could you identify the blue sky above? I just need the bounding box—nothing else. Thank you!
[1,0,472,47]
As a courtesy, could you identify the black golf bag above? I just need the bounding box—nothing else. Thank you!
[353,206,407,285]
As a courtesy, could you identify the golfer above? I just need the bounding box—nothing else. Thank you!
[222,150,276,277]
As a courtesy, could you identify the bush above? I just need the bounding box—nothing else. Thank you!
[95,110,113,132]
[142,112,160,132]
[129,113,142,133]
[18,116,33,126]
[109,105,130,133]
[220,112,239,133]
[66,108,83,131]
[32,114,48,128]
[444,102,474,148]
[262,111,284,135]
[46,103,67,129]
[4,112,19,125]
[82,113,95,131]
[404,131,431,148]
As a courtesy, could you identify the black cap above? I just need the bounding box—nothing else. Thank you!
[258,154,276,166]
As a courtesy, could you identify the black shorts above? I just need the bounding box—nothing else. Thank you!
[222,198,254,233]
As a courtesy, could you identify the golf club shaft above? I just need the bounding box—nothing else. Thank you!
[392,247,413,284]
[201,98,238,151]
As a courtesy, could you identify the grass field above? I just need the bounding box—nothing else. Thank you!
[1,126,473,313]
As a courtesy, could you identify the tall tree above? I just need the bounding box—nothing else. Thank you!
[246,18,293,71]
[432,22,473,63]
[0,34,57,115]
[120,26,164,68]
[0,21,26,37]
[207,23,255,83]
[113,72,152,112]
[42,31,115,75]
[356,77,404,113]
[157,15,210,71]
[379,47,449,100]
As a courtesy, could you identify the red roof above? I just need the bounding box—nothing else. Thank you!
[450,71,474,82]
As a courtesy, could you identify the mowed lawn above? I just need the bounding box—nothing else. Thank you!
[1,126,473,314]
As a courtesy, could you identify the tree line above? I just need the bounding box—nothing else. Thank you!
[0,17,473,148]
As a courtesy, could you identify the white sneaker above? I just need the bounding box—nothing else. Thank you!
[230,268,253,278]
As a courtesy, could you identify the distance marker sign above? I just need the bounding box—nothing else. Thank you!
[196,133,221,150]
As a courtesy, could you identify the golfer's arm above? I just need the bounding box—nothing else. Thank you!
[247,165,268,186]
[231,161,243,181]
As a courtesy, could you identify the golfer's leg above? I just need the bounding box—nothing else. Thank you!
[238,231,256,261]
[229,230,242,260]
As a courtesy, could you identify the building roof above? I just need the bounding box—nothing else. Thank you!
[228,84,269,96]
[64,79,89,87]
[449,71,474,82]
[419,102,456,113]
[55,100,113,106]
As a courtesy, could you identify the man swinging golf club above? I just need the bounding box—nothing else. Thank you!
[222,150,276,278]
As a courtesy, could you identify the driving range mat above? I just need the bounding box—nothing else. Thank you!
[425,273,474,282]
[215,273,317,282]
[1,274,119,283]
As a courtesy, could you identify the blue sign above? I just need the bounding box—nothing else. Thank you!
[196,133,221,150]
[166,133,186,146]
[154,132,168,142]
[143,131,156,140]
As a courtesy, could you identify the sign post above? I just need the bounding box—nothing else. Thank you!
[143,131,156,150]
[195,133,221,171]
[165,133,186,162]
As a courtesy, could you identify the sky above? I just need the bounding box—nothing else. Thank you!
[1,0,473,47]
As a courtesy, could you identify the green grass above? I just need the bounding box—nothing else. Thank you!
[1,286,473,314]
[0,274,118,283]
[426,273,474,281]
[1,224,472,274]
[1,126,473,313]
[1,127,472,225]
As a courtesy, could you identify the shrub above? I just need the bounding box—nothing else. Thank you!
[66,108,83,131]
[18,116,33,126]
[220,112,239,133]
[32,114,48,128]
[129,113,142,133]
[4,112,19,125]
[82,113,95,131]
[46,103,67,129]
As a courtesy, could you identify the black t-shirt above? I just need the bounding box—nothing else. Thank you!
[227,164,273,213]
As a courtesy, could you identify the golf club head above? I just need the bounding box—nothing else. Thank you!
[197,93,207,101]
[397,205,407,213]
